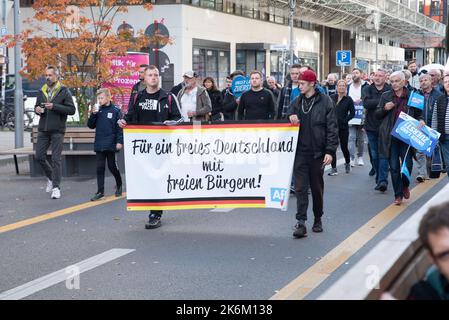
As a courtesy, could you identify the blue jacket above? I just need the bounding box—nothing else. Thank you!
[418,88,443,126]
[87,103,124,152]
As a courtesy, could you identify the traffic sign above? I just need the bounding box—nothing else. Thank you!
[0,26,7,36]
[336,50,352,67]
[270,44,289,51]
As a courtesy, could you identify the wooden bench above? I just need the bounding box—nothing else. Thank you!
[318,182,449,300]
[0,126,124,176]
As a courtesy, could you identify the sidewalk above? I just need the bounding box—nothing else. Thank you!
[0,129,32,165]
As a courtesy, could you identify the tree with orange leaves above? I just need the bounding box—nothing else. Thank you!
[1,0,171,123]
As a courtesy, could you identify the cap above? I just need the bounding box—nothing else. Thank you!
[183,70,197,79]
[299,70,317,83]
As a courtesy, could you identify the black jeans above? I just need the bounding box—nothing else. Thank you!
[331,127,350,168]
[35,131,64,188]
[96,151,122,194]
[294,153,325,223]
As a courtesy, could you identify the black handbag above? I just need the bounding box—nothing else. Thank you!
[429,144,443,179]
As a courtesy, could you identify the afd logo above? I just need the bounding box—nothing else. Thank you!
[271,188,288,206]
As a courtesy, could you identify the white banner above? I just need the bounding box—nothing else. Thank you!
[123,122,299,211]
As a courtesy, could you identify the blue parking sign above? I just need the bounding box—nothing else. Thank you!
[336,50,351,67]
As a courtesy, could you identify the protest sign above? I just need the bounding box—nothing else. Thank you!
[348,104,363,125]
[391,112,441,157]
[124,122,299,211]
[231,75,251,99]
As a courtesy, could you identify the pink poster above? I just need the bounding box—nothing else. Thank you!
[102,52,149,113]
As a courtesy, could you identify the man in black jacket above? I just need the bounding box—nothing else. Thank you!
[287,70,338,238]
[127,64,148,112]
[34,65,76,200]
[362,69,391,191]
[375,71,424,206]
[221,75,238,120]
[119,65,182,230]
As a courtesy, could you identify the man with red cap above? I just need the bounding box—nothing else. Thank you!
[287,70,339,238]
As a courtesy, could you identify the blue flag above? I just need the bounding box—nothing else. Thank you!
[407,91,425,110]
[401,160,411,183]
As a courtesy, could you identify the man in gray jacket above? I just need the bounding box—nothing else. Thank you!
[177,71,212,122]
[34,65,76,199]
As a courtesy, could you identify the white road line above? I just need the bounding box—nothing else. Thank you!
[0,248,135,300]
[210,208,234,212]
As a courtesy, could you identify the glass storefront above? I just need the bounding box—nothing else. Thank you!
[193,47,230,89]
[236,50,266,76]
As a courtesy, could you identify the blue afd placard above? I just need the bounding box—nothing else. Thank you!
[231,75,251,99]
[391,112,441,157]
[407,91,425,110]
[336,50,351,67]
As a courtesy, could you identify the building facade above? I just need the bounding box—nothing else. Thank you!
[2,0,445,90]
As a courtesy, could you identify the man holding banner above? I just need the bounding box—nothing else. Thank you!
[287,70,338,238]
[376,71,424,206]
[118,65,182,229]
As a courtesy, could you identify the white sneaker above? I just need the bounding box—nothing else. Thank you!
[357,157,365,166]
[46,179,53,193]
[350,159,355,167]
[51,187,61,199]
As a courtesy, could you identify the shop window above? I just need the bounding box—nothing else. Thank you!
[193,46,230,89]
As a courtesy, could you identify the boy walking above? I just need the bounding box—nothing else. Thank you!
[87,88,123,201]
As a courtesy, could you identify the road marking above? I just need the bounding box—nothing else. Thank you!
[210,208,234,212]
[0,248,135,300]
[0,194,126,235]
[270,176,444,300]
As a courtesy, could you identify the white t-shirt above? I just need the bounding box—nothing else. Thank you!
[348,83,362,103]
[180,87,198,122]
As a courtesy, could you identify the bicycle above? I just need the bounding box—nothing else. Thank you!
[0,96,34,131]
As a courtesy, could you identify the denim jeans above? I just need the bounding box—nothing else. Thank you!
[366,130,387,184]
[440,137,449,179]
[389,138,413,198]
[349,125,365,160]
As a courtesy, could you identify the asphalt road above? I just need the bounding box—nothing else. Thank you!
[0,152,447,300]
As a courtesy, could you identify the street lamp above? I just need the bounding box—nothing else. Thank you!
[289,0,296,66]
[373,11,381,71]
[13,0,23,148]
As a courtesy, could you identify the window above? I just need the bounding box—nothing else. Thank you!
[193,46,230,89]
[236,50,246,73]
[237,50,266,76]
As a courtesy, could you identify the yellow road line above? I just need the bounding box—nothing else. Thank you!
[0,194,126,235]
[270,176,444,300]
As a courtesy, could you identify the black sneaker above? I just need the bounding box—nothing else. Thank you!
[312,219,323,233]
[145,213,162,229]
[293,222,307,238]
[290,186,296,194]
[378,182,387,192]
[416,176,425,183]
[374,184,381,191]
[115,185,123,197]
[90,192,104,201]
[369,168,376,176]
[345,163,350,174]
